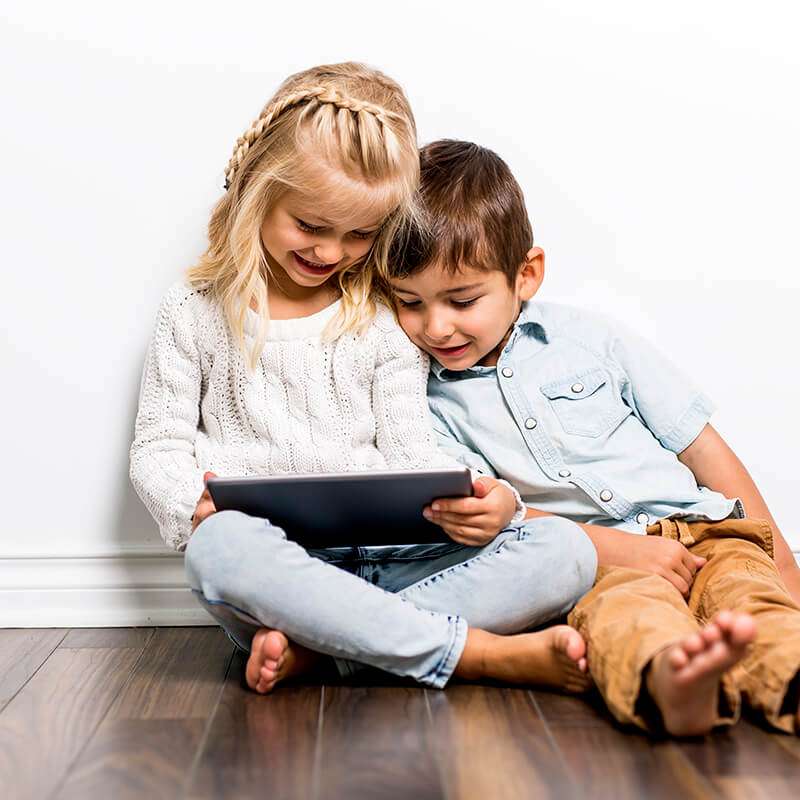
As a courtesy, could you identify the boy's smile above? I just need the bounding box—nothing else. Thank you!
[390,250,544,370]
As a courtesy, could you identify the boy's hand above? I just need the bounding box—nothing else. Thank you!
[191,471,218,533]
[423,477,516,547]
[622,535,706,597]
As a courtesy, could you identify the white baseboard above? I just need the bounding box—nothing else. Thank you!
[0,546,214,628]
[2,546,799,629]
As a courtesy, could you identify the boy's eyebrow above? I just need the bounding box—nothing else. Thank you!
[390,282,485,297]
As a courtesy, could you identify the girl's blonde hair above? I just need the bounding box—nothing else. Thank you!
[186,62,419,371]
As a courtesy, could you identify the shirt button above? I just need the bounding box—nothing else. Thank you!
[599,489,613,502]
[636,512,650,525]
[524,418,537,429]
[558,468,571,478]
[571,382,585,393]
[501,367,514,378]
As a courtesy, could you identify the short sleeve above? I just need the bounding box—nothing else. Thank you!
[608,321,714,453]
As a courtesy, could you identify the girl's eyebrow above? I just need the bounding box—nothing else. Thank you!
[295,212,382,232]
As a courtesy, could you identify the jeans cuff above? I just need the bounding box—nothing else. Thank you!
[426,616,468,689]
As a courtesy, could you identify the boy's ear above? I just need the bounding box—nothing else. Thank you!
[517,247,545,301]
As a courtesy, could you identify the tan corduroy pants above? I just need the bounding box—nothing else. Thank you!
[568,517,800,734]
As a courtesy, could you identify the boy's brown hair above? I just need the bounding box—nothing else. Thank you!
[387,139,533,285]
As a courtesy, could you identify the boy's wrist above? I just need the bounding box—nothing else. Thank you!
[496,479,527,525]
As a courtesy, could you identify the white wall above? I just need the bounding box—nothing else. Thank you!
[2,1,798,623]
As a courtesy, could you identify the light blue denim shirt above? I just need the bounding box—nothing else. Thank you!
[427,301,742,534]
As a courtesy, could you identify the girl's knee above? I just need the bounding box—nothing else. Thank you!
[519,516,597,599]
[185,510,282,587]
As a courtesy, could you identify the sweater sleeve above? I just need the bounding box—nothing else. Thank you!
[372,323,460,470]
[129,285,207,551]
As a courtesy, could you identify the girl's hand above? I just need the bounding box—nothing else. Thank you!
[191,472,218,533]
[423,477,516,547]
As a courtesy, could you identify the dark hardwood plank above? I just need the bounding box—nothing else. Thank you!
[54,627,233,800]
[54,719,206,800]
[532,691,716,800]
[771,730,800,762]
[427,685,576,800]
[185,650,322,800]
[59,627,155,650]
[105,627,233,720]
[677,719,800,800]
[0,628,67,710]
[0,646,144,800]
[316,683,443,800]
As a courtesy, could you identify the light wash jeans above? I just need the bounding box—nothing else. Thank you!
[184,510,597,688]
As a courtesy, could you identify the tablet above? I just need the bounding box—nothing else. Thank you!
[206,467,473,548]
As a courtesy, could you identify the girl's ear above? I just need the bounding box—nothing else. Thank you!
[517,247,545,301]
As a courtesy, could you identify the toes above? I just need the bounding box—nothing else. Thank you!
[668,646,690,670]
[699,624,722,647]
[263,630,289,662]
[714,609,734,630]
[556,627,586,663]
[729,613,757,647]
[683,633,705,656]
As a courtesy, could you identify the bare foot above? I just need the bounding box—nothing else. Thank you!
[245,628,321,694]
[645,610,756,736]
[455,625,591,693]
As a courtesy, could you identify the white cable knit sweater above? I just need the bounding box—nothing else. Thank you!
[129,281,462,551]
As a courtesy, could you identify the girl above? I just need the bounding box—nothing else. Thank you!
[129,62,597,695]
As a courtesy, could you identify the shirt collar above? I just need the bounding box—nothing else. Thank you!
[430,301,549,381]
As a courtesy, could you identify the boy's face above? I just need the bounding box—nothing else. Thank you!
[389,248,544,370]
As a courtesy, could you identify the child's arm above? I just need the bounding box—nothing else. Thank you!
[678,423,800,604]
[129,286,207,551]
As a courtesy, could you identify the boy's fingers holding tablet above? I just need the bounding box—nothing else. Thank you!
[429,496,483,515]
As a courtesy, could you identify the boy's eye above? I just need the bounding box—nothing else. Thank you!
[453,297,479,308]
[296,218,323,233]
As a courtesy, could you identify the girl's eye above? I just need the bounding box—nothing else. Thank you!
[350,229,378,241]
[396,298,421,308]
[453,298,479,308]
[296,218,323,233]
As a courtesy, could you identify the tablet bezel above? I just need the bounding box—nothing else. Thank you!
[206,467,473,547]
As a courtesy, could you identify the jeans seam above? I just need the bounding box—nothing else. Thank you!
[403,531,528,596]
[192,589,262,626]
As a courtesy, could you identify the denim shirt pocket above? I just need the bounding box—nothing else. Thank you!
[540,368,630,437]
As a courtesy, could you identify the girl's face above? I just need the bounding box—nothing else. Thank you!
[260,189,384,294]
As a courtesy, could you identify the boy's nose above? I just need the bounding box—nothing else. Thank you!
[424,315,455,342]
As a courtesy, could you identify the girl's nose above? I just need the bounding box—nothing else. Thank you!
[313,241,344,266]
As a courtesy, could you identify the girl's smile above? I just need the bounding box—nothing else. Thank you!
[292,251,340,276]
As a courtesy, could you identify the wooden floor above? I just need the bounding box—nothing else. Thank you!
[1,628,798,800]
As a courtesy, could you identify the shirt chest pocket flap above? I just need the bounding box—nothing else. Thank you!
[540,368,629,437]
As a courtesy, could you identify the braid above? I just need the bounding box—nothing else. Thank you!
[223,86,402,189]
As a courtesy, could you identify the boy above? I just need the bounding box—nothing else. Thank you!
[386,139,800,736]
